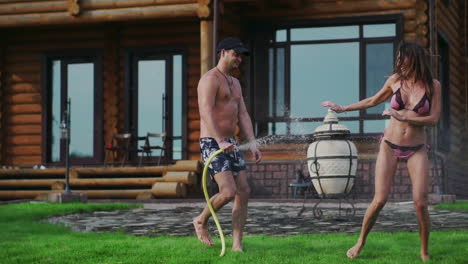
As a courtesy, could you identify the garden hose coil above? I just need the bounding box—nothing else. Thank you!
[202,148,226,257]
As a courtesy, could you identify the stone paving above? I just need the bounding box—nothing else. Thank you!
[48,200,468,237]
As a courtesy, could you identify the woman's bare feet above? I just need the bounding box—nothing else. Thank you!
[346,243,364,258]
[232,244,244,252]
[193,217,213,246]
[421,252,430,261]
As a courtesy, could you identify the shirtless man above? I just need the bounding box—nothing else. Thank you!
[193,37,262,252]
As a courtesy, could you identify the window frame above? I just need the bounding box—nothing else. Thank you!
[124,46,188,161]
[41,49,103,165]
[251,15,403,139]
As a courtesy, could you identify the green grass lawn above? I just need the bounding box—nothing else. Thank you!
[434,200,468,211]
[1,202,468,264]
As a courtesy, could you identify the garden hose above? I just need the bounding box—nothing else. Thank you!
[202,148,226,257]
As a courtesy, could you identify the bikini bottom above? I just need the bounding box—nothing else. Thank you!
[383,139,426,160]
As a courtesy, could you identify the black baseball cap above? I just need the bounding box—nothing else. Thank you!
[216,37,250,56]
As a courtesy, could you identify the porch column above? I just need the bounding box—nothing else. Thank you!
[198,0,213,75]
[200,20,213,75]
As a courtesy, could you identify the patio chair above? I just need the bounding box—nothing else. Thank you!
[104,133,132,167]
[138,132,167,166]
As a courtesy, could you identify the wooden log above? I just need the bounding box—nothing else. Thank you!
[188,110,199,120]
[163,171,196,185]
[75,167,166,176]
[6,104,41,114]
[188,119,200,130]
[200,20,213,74]
[81,0,197,10]
[188,142,201,153]
[51,181,65,190]
[189,131,200,141]
[168,160,201,172]
[6,135,41,145]
[0,190,53,199]
[0,1,67,15]
[4,53,41,63]
[5,73,40,84]
[8,124,41,135]
[6,145,41,155]
[6,114,41,125]
[247,1,417,18]
[6,62,41,73]
[70,177,164,187]
[136,191,154,200]
[5,93,41,104]
[0,168,66,178]
[4,155,41,165]
[6,83,40,93]
[0,4,199,27]
[151,182,187,197]
[0,179,63,187]
[122,35,199,47]
[188,98,199,109]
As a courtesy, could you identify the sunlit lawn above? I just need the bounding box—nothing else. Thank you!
[434,200,468,211]
[1,202,467,264]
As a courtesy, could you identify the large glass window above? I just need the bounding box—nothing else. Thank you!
[127,51,185,161]
[258,21,398,136]
[44,53,102,164]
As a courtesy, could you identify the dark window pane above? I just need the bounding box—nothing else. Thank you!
[290,43,359,118]
[291,26,359,41]
[138,60,165,150]
[366,43,394,114]
[363,24,396,38]
[68,63,94,158]
[51,60,61,162]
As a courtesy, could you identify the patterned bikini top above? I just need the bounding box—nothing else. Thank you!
[390,81,431,115]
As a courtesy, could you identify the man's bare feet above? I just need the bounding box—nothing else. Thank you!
[193,218,213,246]
[346,243,364,258]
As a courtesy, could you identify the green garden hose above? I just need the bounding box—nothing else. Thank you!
[202,148,226,257]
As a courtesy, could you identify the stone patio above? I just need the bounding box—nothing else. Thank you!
[47,200,468,237]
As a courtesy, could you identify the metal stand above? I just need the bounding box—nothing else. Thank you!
[298,192,356,219]
[61,99,71,194]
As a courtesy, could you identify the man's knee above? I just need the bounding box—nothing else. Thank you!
[220,186,237,201]
[237,185,251,197]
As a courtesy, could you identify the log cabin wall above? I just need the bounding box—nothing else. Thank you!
[1,19,201,166]
[435,0,468,198]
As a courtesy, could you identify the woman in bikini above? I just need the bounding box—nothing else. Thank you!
[322,41,441,261]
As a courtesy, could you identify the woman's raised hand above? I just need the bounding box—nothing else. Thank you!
[321,101,346,113]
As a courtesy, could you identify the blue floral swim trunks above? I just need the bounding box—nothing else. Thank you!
[200,137,246,180]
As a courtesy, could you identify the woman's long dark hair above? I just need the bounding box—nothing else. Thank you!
[393,41,434,97]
